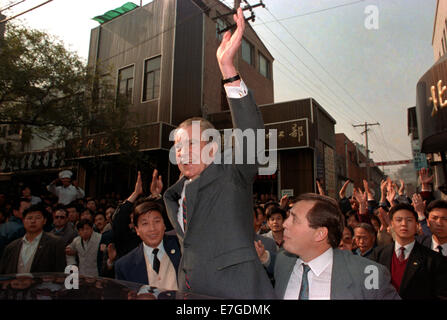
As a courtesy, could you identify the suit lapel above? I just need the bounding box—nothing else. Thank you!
[134,244,149,284]
[164,176,187,238]
[400,242,423,295]
[276,251,297,298]
[30,233,47,271]
[331,249,354,299]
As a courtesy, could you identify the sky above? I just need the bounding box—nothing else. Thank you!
[1,0,438,171]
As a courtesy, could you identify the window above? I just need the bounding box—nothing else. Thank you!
[216,18,226,41]
[258,53,270,78]
[143,56,161,101]
[241,38,254,65]
[117,65,134,103]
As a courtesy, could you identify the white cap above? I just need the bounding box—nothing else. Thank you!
[59,170,73,179]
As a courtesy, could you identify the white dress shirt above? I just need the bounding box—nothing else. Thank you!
[284,248,333,300]
[143,241,166,268]
[47,183,85,205]
[394,240,415,260]
[20,231,44,269]
[431,237,447,256]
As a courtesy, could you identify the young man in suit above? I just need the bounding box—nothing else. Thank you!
[66,219,102,277]
[417,199,447,256]
[0,204,66,274]
[273,193,399,300]
[369,203,447,299]
[115,200,180,290]
[162,7,275,299]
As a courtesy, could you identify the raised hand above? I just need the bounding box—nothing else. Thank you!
[150,169,163,195]
[216,7,245,80]
[339,179,351,199]
[398,179,405,196]
[353,188,368,215]
[316,180,325,196]
[386,183,397,207]
[127,171,144,203]
[419,168,433,191]
[279,195,289,210]
[380,179,387,202]
[363,179,373,199]
[254,240,268,264]
[412,193,426,219]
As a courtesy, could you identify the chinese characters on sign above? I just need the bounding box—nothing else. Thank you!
[429,79,447,117]
[265,119,308,149]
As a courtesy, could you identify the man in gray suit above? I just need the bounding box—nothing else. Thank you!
[163,8,275,299]
[273,193,400,299]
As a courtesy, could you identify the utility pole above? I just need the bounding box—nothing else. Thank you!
[353,122,380,182]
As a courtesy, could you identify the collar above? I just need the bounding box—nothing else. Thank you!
[143,240,165,258]
[432,236,447,248]
[23,231,44,245]
[298,247,333,277]
[394,240,415,255]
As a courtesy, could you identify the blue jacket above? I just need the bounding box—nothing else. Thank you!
[115,235,181,285]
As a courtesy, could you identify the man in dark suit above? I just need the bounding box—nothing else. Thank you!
[162,8,275,299]
[115,200,180,291]
[0,204,66,274]
[273,193,399,299]
[369,203,447,299]
[417,199,447,256]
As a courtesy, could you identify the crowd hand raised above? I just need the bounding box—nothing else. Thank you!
[65,246,76,256]
[339,180,350,199]
[363,179,373,200]
[107,243,117,262]
[316,180,325,196]
[398,179,405,196]
[150,169,163,195]
[380,179,387,202]
[279,195,289,210]
[377,207,390,229]
[216,7,245,81]
[353,188,368,215]
[254,240,268,263]
[386,183,397,207]
[412,193,426,219]
[126,171,143,203]
[419,168,433,191]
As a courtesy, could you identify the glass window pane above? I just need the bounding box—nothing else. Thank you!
[242,39,252,65]
[259,53,269,78]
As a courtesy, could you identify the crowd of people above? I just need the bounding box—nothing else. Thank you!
[0,7,446,300]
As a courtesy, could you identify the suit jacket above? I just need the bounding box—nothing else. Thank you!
[369,241,447,299]
[0,232,66,274]
[114,235,181,285]
[164,91,275,299]
[50,223,78,246]
[274,248,400,299]
[66,231,102,277]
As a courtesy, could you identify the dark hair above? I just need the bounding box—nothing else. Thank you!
[427,199,447,215]
[94,212,106,219]
[295,193,345,248]
[253,205,265,218]
[23,204,46,219]
[345,225,354,237]
[353,223,376,237]
[20,185,31,193]
[12,197,30,211]
[54,207,68,217]
[346,210,360,222]
[266,207,287,220]
[369,214,381,228]
[77,219,93,230]
[65,202,79,212]
[389,203,418,221]
[134,201,165,227]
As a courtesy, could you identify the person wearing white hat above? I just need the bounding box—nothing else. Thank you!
[47,170,85,205]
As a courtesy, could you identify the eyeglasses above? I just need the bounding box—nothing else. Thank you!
[54,216,66,219]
